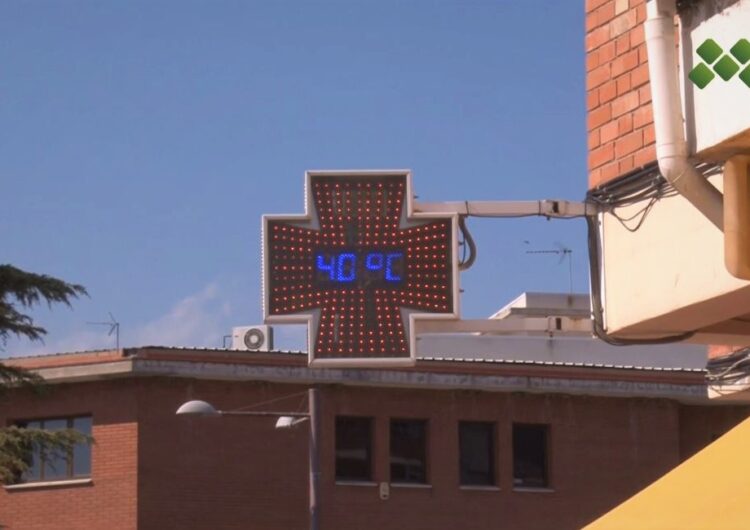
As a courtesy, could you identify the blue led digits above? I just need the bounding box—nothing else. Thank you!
[316,254,336,280]
[365,253,384,271]
[316,251,404,285]
[336,253,356,282]
[385,252,403,281]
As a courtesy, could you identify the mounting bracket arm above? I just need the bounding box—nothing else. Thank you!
[413,200,596,218]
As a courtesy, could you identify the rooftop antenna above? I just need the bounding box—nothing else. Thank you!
[87,312,120,350]
[525,242,574,294]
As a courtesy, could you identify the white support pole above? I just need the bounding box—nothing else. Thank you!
[413,200,594,218]
[414,317,593,335]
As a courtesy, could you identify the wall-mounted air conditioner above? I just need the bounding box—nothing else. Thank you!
[231,325,274,352]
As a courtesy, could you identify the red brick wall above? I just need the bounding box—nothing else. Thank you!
[2,376,748,530]
[144,381,747,530]
[136,378,310,530]
[587,0,655,188]
[0,380,138,530]
[323,387,687,530]
[707,344,750,360]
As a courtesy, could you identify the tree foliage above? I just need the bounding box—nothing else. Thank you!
[0,264,87,345]
[0,264,90,484]
[0,362,44,398]
[0,426,88,484]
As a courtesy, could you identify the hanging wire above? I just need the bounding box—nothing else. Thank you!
[234,390,310,412]
[458,213,477,271]
[706,346,750,383]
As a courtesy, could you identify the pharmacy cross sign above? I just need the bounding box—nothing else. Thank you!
[262,170,458,367]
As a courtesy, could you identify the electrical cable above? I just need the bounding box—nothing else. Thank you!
[233,390,310,412]
[706,346,750,382]
[458,214,477,271]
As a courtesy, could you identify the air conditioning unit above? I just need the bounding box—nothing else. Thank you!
[231,325,274,352]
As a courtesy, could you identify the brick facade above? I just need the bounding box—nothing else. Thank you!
[707,344,739,360]
[1,349,748,530]
[1,379,138,530]
[586,0,655,188]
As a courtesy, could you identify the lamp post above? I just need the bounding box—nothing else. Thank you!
[176,388,321,530]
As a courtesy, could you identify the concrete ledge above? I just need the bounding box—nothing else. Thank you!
[335,481,377,487]
[390,483,432,489]
[131,359,709,403]
[23,356,714,403]
[4,478,93,491]
[513,487,555,493]
[35,360,133,383]
[459,485,500,491]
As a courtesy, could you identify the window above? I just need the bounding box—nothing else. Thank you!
[513,423,549,488]
[335,416,372,482]
[459,421,495,486]
[390,419,427,484]
[16,416,92,483]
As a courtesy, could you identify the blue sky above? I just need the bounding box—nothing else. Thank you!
[1,1,587,355]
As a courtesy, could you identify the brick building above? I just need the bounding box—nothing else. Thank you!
[1,341,748,530]
[4,2,750,526]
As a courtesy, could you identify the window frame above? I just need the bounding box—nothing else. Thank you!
[512,422,550,490]
[14,415,92,484]
[458,420,497,487]
[389,418,429,485]
[334,415,374,483]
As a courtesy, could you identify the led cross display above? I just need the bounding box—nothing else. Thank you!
[263,171,457,366]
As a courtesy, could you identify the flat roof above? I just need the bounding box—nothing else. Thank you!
[2,346,720,404]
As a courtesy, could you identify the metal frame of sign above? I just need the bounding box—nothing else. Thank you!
[262,169,459,367]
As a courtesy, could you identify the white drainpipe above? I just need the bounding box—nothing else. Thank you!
[644,0,724,230]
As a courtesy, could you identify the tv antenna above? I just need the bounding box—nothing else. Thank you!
[87,312,120,350]
[526,242,574,294]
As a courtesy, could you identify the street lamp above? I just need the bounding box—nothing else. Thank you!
[176,388,321,530]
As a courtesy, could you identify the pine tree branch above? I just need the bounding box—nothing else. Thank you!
[0,264,88,345]
[0,265,87,308]
[0,265,92,485]
[0,364,45,397]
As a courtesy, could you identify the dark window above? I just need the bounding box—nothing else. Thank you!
[390,419,427,484]
[16,416,92,483]
[513,423,549,488]
[335,416,372,481]
[459,421,495,486]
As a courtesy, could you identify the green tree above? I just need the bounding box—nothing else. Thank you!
[0,264,90,484]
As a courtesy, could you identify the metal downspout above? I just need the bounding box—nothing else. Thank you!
[644,0,724,230]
